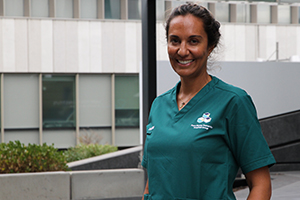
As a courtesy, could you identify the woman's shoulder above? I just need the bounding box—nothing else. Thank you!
[213,76,249,98]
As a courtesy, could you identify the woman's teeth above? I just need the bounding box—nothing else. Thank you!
[178,60,193,64]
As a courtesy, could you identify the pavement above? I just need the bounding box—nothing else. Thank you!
[234,171,300,200]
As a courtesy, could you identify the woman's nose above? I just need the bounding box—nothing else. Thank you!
[177,43,189,57]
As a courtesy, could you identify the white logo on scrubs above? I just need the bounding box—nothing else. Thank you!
[191,112,213,130]
[197,112,212,123]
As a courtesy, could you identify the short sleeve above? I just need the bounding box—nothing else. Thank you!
[227,94,276,175]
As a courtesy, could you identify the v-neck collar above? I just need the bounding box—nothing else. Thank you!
[172,75,218,122]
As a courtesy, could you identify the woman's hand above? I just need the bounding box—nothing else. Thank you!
[142,180,149,200]
[245,166,272,200]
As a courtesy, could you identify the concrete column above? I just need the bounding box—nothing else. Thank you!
[24,0,30,17]
[208,3,216,17]
[121,0,128,20]
[97,0,104,19]
[74,0,80,18]
[271,5,278,24]
[49,0,55,17]
[291,6,299,24]
[0,0,4,16]
[250,4,257,23]
[230,4,237,23]
[165,0,172,20]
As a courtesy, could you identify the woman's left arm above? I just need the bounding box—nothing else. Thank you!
[245,166,272,200]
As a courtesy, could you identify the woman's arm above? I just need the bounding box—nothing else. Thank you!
[245,166,272,200]
[142,179,149,200]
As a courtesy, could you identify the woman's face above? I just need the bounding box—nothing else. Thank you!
[167,14,213,79]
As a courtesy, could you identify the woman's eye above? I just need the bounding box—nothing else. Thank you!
[190,39,199,44]
[170,38,179,44]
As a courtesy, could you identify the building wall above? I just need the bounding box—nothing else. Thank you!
[1,18,300,74]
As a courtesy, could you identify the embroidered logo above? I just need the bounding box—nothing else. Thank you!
[197,112,212,123]
[191,112,213,130]
[148,126,155,131]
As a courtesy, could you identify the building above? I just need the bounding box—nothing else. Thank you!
[0,0,299,149]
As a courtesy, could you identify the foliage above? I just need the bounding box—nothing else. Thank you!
[64,144,118,163]
[0,141,69,173]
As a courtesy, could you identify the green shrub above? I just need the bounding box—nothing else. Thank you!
[64,144,118,163]
[0,141,69,173]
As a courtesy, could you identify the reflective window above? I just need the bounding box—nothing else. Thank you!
[278,5,290,24]
[81,0,98,19]
[56,0,73,18]
[3,74,39,129]
[257,4,271,24]
[236,4,250,23]
[5,0,24,16]
[115,75,139,127]
[42,75,76,129]
[128,0,141,20]
[31,0,49,17]
[215,3,229,22]
[105,0,121,19]
[79,75,112,127]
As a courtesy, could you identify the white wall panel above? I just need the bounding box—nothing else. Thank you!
[234,25,246,61]
[222,24,235,61]
[125,22,137,72]
[65,21,79,72]
[257,25,267,59]
[78,21,90,72]
[102,22,114,72]
[41,20,53,72]
[90,22,102,72]
[0,20,3,71]
[265,26,276,61]
[277,26,297,60]
[53,21,67,72]
[15,20,28,72]
[135,22,142,73]
[113,22,126,73]
[245,25,257,61]
[297,27,300,56]
[28,20,42,72]
[2,19,15,72]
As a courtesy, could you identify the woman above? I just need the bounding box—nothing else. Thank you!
[142,3,276,200]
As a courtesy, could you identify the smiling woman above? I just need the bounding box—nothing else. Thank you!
[142,3,275,200]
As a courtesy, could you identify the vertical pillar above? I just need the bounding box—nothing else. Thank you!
[229,4,237,23]
[141,0,156,146]
[121,0,128,20]
[111,74,115,146]
[39,74,43,145]
[271,5,278,24]
[74,0,80,18]
[208,3,215,16]
[49,0,55,17]
[0,0,4,16]
[250,4,257,23]
[1,74,4,143]
[291,6,299,24]
[97,0,104,19]
[24,0,30,17]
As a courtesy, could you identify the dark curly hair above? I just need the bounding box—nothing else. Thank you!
[165,3,221,49]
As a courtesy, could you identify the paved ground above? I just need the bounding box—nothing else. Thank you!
[234,171,300,199]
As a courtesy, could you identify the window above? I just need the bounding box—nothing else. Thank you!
[4,0,24,16]
[3,74,39,129]
[156,0,165,20]
[115,75,139,127]
[278,5,290,24]
[79,75,111,127]
[128,0,141,20]
[105,0,121,19]
[215,3,229,22]
[236,4,250,23]
[56,0,74,18]
[31,0,49,17]
[257,4,271,24]
[42,75,76,129]
[81,0,98,19]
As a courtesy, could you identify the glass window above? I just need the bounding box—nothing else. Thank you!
[278,5,290,24]
[156,0,165,20]
[257,4,271,24]
[31,0,49,17]
[105,0,121,19]
[3,74,39,129]
[5,0,24,16]
[56,0,73,18]
[236,4,250,23]
[81,0,97,19]
[42,75,76,129]
[128,0,141,20]
[79,75,112,127]
[115,75,139,127]
[215,3,229,22]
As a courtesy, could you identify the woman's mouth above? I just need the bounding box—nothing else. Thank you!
[177,59,194,65]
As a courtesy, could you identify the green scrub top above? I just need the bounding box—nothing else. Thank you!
[142,76,276,200]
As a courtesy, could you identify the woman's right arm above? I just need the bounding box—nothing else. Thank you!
[142,179,149,200]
